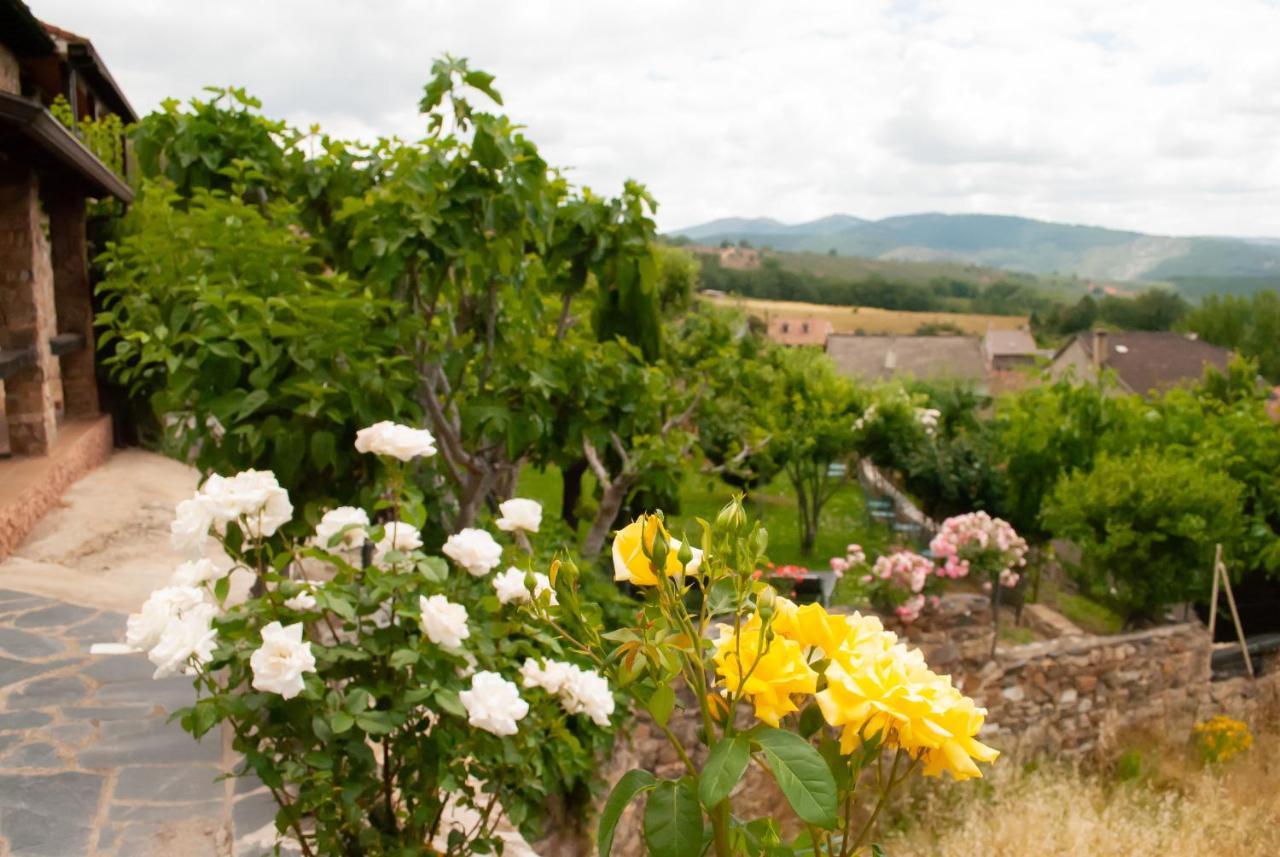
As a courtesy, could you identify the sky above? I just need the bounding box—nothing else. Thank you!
[33,0,1280,237]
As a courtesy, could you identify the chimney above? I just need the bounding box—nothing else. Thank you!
[1092,330,1107,373]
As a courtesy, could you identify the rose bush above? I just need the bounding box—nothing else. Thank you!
[542,497,999,857]
[106,423,614,855]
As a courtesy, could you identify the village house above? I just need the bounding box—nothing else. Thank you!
[0,0,134,557]
[825,333,988,387]
[1048,329,1235,396]
[767,316,833,348]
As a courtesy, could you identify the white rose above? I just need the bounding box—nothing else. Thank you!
[442,528,503,577]
[313,506,370,551]
[125,586,208,652]
[170,493,214,557]
[250,621,317,699]
[560,666,615,727]
[148,602,219,679]
[201,470,293,537]
[519,657,576,694]
[458,671,529,737]
[418,594,470,650]
[493,567,557,606]
[354,421,438,461]
[170,558,227,589]
[495,498,542,533]
[374,521,423,563]
[283,580,322,612]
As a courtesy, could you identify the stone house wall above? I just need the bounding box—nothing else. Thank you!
[0,44,19,95]
[0,164,61,455]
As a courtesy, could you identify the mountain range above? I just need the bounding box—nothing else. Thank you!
[672,213,1280,284]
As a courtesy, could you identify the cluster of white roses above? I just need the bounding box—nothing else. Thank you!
[114,420,613,742]
[170,469,294,557]
[520,658,615,727]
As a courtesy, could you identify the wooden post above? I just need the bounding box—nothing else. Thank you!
[1210,544,1255,680]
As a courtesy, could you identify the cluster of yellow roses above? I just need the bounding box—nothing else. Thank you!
[715,599,998,781]
[610,513,998,782]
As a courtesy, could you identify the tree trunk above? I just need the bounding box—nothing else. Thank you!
[582,475,635,559]
[561,458,587,531]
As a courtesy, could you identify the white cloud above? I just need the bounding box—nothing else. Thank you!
[32,0,1280,237]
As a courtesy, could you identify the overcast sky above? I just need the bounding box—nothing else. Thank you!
[33,0,1280,237]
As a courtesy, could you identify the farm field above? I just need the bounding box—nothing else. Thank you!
[699,292,1030,335]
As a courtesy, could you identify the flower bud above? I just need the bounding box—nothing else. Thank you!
[716,494,747,531]
[676,538,694,569]
[649,532,669,571]
[757,587,777,620]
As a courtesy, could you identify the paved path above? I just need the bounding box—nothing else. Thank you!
[0,451,281,857]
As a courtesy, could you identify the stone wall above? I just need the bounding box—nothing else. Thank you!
[967,623,1213,756]
[0,164,62,455]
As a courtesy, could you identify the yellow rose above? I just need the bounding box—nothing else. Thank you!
[611,515,701,586]
[772,600,892,659]
[713,615,818,726]
[818,642,998,780]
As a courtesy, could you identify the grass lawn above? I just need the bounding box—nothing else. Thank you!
[516,463,892,570]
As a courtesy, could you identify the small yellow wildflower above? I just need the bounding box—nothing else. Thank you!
[1192,715,1252,764]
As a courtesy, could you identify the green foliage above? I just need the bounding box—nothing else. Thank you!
[1185,291,1280,381]
[96,181,419,517]
[766,348,860,555]
[49,95,126,179]
[1035,288,1189,338]
[1043,449,1245,624]
[669,306,783,490]
[992,377,1139,539]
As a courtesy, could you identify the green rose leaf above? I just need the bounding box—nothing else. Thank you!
[642,778,703,857]
[752,728,838,829]
[330,712,355,734]
[647,684,675,728]
[598,768,657,857]
[698,735,750,808]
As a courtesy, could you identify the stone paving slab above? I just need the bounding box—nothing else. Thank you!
[0,589,280,856]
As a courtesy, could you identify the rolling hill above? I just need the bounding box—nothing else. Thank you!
[673,213,1280,286]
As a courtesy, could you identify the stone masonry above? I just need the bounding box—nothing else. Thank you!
[0,165,61,456]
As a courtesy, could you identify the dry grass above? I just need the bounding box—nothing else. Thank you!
[883,721,1280,857]
[697,293,1028,335]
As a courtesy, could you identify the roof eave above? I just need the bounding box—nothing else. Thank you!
[65,41,138,123]
[0,92,132,202]
[0,0,55,55]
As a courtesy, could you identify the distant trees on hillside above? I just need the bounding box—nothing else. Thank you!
[1185,291,1280,381]
[1031,288,1189,338]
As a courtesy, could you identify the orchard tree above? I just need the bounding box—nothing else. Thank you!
[341,58,668,529]
[1043,450,1245,625]
[767,348,859,556]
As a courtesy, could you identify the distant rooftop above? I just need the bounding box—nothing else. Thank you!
[1065,330,1234,394]
[826,334,986,382]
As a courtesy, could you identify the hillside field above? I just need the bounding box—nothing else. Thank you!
[699,292,1028,334]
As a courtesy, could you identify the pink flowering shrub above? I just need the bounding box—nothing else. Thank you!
[930,511,1028,590]
[832,543,939,624]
